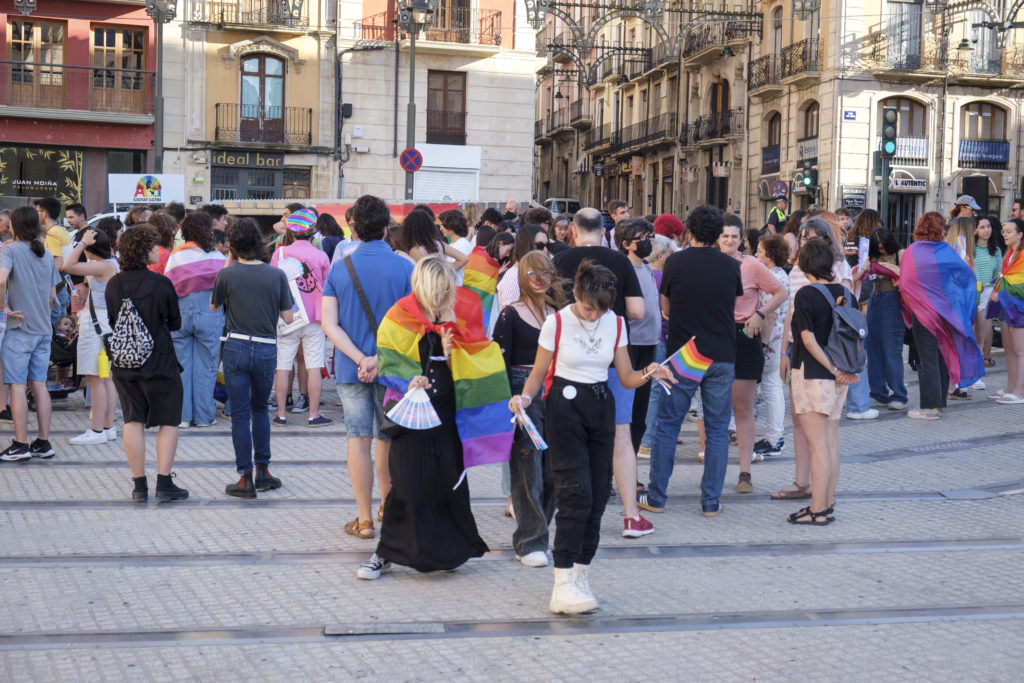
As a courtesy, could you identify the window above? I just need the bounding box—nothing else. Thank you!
[802,101,819,138]
[768,113,782,146]
[885,0,922,69]
[880,97,925,136]
[108,150,146,175]
[92,27,146,113]
[427,70,466,145]
[7,19,66,108]
[283,168,310,199]
[240,54,285,143]
[709,79,729,115]
[772,8,784,54]
[961,102,1006,140]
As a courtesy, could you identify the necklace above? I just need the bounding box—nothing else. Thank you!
[571,304,602,354]
[520,301,548,328]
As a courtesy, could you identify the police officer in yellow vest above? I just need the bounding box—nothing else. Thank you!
[765,195,788,234]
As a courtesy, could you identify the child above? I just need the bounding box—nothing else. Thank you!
[213,229,229,256]
[53,314,78,390]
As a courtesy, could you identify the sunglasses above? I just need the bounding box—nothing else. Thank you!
[534,241,550,250]
[526,269,553,280]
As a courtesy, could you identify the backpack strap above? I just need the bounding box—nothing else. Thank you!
[542,312,561,398]
[811,282,836,309]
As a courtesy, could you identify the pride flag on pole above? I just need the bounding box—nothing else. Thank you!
[667,336,713,383]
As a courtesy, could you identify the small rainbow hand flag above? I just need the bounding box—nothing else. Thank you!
[667,337,713,383]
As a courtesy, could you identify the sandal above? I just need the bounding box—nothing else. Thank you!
[787,506,831,525]
[949,388,972,401]
[344,517,375,539]
[984,357,996,367]
[770,482,812,500]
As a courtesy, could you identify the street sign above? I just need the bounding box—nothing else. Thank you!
[400,148,423,173]
[770,180,788,198]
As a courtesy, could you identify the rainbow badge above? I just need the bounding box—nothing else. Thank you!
[668,337,713,383]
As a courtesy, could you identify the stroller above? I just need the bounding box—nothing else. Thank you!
[48,328,83,399]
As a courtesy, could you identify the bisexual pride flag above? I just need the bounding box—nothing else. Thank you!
[668,336,713,383]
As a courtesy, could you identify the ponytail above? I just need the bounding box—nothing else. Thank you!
[30,238,45,257]
[11,206,46,257]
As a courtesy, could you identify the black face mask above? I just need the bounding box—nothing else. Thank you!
[504,211,517,220]
[634,239,652,259]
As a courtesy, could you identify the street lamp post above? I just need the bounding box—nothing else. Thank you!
[145,0,177,174]
[397,0,438,201]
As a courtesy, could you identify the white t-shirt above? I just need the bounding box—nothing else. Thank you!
[538,306,627,384]
[496,264,520,309]
[451,237,473,256]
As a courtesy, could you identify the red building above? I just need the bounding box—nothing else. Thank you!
[0,0,155,213]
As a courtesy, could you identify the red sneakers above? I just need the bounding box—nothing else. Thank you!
[622,514,655,538]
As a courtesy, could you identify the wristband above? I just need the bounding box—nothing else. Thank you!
[356,355,365,366]
[755,310,765,320]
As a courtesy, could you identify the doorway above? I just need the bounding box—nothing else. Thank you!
[240,55,284,143]
[886,193,922,247]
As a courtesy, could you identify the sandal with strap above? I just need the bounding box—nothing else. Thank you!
[345,517,376,539]
[770,482,812,500]
[984,357,996,367]
[787,506,831,526]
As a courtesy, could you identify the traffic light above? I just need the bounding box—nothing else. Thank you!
[881,107,899,157]
[802,159,818,189]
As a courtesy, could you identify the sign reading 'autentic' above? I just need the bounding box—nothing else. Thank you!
[212,151,284,168]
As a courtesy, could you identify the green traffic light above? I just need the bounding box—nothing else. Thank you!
[883,140,897,155]
[803,176,812,186]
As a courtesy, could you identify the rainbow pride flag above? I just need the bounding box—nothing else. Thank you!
[668,336,713,383]
[900,241,983,387]
[164,242,226,298]
[461,246,501,337]
[996,248,1024,326]
[377,289,514,473]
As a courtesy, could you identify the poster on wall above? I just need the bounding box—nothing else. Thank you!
[0,146,83,206]
[108,174,186,204]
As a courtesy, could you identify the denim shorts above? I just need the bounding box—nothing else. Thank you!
[606,367,635,425]
[336,381,390,441]
[1,327,51,384]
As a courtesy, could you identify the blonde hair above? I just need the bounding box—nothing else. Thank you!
[515,250,567,313]
[462,202,483,228]
[945,217,976,265]
[411,255,456,321]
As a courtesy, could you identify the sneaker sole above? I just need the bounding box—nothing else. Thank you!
[357,565,392,580]
[622,527,655,538]
[0,455,32,462]
[307,421,332,428]
[636,501,665,514]
[702,505,723,517]
[31,451,55,459]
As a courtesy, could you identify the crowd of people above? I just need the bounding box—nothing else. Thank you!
[0,189,1020,615]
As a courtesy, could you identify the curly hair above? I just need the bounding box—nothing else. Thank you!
[852,208,883,241]
[94,216,122,249]
[438,209,469,238]
[118,225,157,271]
[401,210,441,255]
[760,234,789,268]
[914,211,946,243]
[147,212,177,249]
[180,211,215,252]
[351,194,390,242]
[685,205,724,246]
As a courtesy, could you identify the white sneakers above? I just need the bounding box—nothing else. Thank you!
[549,564,599,614]
[516,551,549,568]
[846,409,879,420]
[69,429,114,446]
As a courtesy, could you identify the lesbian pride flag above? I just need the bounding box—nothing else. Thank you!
[668,336,713,383]
[164,242,226,298]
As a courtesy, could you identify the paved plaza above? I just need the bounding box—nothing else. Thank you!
[1,354,1022,681]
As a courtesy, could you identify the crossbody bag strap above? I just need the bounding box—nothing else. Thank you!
[87,287,105,337]
[542,312,561,398]
[345,254,378,334]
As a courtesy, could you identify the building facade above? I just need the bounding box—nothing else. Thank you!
[0,0,156,212]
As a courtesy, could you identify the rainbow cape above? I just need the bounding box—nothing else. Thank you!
[461,246,501,337]
[164,242,226,298]
[899,241,983,386]
[996,249,1024,325]
[377,289,514,474]
[668,336,713,383]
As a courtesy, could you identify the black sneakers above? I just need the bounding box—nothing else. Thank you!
[0,441,31,462]
[254,464,282,492]
[0,406,12,423]
[753,438,785,457]
[155,473,189,501]
[226,471,257,499]
[29,439,55,459]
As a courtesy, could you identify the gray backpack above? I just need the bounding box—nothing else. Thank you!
[811,283,868,374]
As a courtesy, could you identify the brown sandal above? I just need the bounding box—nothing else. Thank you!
[770,483,812,500]
[344,517,375,539]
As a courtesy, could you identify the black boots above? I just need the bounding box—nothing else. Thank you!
[155,473,189,501]
[254,464,282,492]
[132,476,148,502]
[226,471,257,499]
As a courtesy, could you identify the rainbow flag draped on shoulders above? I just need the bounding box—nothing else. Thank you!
[164,242,227,298]
[996,249,1024,327]
[461,246,501,338]
[377,288,514,474]
[899,241,983,386]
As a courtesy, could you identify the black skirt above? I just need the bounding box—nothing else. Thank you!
[734,324,766,382]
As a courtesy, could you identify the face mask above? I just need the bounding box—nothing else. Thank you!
[634,239,652,259]
[505,211,517,220]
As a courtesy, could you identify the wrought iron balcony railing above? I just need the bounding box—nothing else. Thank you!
[570,98,591,124]
[427,109,467,145]
[748,54,780,91]
[693,108,743,143]
[683,19,760,59]
[358,8,501,46]
[583,123,615,151]
[534,119,544,140]
[611,113,677,153]
[214,103,312,145]
[626,51,652,80]
[0,60,154,115]
[781,39,819,79]
[190,1,309,29]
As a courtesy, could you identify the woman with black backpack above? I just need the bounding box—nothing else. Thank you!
[105,226,188,502]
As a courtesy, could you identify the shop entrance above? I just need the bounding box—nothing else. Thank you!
[886,193,922,247]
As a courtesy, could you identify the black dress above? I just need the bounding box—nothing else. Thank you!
[376,332,489,572]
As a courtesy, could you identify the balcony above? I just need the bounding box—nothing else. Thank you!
[625,50,652,80]
[761,145,781,175]
[797,136,818,162]
[535,26,550,59]
[535,119,550,144]
[693,109,743,145]
[599,57,623,84]
[583,123,615,152]
[190,0,309,30]
[570,98,592,129]
[426,109,467,145]
[748,54,781,99]
[551,31,571,63]
[683,19,759,65]
[546,107,572,136]
[946,47,1024,84]
[876,136,928,166]
[781,39,820,84]
[649,41,677,72]
[959,139,1010,170]
[357,8,502,54]
[214,103,312,146]
[0,61,154,124]
[611,113,677,154]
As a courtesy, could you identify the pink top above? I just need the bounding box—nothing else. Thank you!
[735,253,782,322]
[270,240,330,323]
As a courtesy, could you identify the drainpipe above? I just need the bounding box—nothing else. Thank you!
[394,34,400,157]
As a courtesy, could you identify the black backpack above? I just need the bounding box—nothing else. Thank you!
[811,284,868,374]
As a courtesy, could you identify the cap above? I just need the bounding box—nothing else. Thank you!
[774,195,789,202]
[285,208,317,234]
[954,195,982,210]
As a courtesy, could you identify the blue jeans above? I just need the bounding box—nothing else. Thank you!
[222,337,276,473]
[844,366,871,413]
[647,360,735,507]
[865,290,908,404]
[172,290,224,425]
[640,339,666,449]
